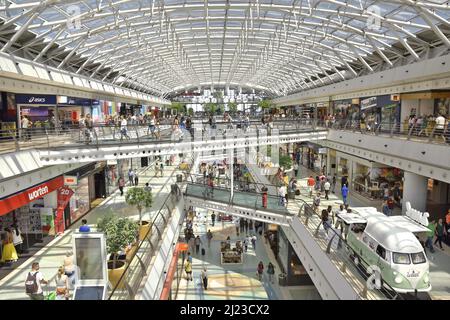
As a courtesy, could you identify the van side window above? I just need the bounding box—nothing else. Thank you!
[376,245,386,260]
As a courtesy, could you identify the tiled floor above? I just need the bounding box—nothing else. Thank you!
[175,208,291,300]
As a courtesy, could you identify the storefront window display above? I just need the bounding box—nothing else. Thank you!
[105,161,119,196]
[278,228,313,286]
[69,176,90,224]
[353,165,403,202]
[332,99,359,126]
[16,94,57,133]
[0,176,63,251]
[338,158,349,177]
[435,98,450,117]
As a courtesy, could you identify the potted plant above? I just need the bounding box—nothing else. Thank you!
[125,187,153,241]
[228,102,238,115]
[279,155,293,171]
[97,214,139,288]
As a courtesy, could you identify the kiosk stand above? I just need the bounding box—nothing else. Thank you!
[72,232,108,300]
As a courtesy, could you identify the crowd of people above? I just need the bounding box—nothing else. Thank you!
[181,208,281,290]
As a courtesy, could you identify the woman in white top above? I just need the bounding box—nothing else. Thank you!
[11,225,23,254]
[55,266,70,300]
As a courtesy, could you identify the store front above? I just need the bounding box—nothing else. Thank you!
[15,94,57,134]
[400,91,450,134]
[0,92,18,136]
[119,103,141,117]
[0,176,64,251]
[56,96,92,127]
[360,95,400,132]
[331,99,360,126]
[277,228,313,286]
[63,163,106,228]
[336,151,404,203]
[426,179,450,223]
[298,142,327,173]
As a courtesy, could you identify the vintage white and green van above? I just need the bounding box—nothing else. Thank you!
[337,205,431,293]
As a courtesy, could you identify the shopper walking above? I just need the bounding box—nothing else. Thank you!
[278,184,287,206]
[387,197,395,216]
[425,220,436,254]
[243,238,248,252]
[262,186,268,208]
[194,235,202,255]
[11,224,23,254]
[341,184,349,205]
[211,212,216,227]
[267,262,275,284]
[159,162,164,177]
[63,251,75,287]
[120,116,130,140]
[79,219,90,232]
[55,266,70,300]
[201,267,208,290]
[293,162,299,178]
[207,175,214,198]
[206,230,213,249]
[434,114,447,142]
[21,115,32,141]
[382,200,390,216]
[324,180,331,200]
[1,228,18,263]
[434,219,446,250]
[128,169,135,186]
[257,261,264,281]
[134,172,139,186]
[244,219,249,235]
[332,174,336,193]
[188,235,196,254]
[25,262,48,300]
[251,235,257,250]
[446,209,450,244]
[313,193,321,213]
[185,260,193,281]
[307,175,315,198]
[234,218,240,236]
[118,176,125,196]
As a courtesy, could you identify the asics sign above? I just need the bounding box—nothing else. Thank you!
[0,176,64,216]
[28,97,46,103]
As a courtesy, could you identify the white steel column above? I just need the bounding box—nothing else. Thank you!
[229,148,234,199]
[402,171,428,214]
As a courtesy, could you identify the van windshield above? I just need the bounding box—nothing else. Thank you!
[411,252,426,264]
[392,252,411,265]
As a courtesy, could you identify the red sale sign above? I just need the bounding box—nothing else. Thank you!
[55,187,74,234]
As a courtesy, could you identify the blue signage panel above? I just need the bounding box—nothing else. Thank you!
[57,96,93,106]
[16,94,56,105]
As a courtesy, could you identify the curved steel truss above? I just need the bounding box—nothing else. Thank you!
[1,0,450,97]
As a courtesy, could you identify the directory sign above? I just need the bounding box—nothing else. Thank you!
[72,232,108,300]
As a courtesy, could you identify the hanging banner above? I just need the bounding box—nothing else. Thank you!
[360,97,377,110]
[55,187,74,234]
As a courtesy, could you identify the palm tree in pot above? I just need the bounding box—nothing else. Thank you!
[125,187,153,241]
[97,214,139,288]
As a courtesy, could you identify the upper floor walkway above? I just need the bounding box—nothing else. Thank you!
[0,118,448,183]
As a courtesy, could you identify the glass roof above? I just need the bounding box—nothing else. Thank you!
[0,0,449,97]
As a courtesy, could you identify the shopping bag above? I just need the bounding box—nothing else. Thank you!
[45,291,56,300]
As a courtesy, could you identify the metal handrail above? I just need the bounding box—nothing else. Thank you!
[107,154,195,300]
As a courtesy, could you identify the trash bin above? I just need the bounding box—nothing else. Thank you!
[278,273,287,286]
[176,174,183,183]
